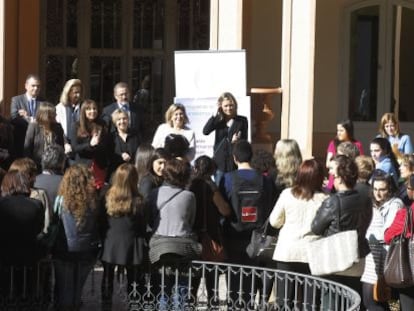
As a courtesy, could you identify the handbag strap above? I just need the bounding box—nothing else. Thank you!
[158,189,184,212]
[261,219,271,237]
[402,205,412,238]
[53,195,63,217]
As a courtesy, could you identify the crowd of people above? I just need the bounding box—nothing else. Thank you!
[0,74,414,310]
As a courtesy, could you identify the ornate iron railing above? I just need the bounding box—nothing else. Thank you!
[0,260,361,310]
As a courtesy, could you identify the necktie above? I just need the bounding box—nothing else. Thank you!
[30,99,35,116]
[72,106,79,122]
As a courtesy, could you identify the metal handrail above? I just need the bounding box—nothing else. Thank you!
[0,259,361,310]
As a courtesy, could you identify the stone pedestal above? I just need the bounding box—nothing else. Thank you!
[250,87,281,152]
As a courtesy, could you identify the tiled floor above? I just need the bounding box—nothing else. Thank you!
[81,266,129,311]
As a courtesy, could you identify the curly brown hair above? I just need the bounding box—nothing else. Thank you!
[106,163,142,217]
[58,164,96,228]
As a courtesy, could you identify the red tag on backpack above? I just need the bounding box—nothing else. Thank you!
[241,206,258,222]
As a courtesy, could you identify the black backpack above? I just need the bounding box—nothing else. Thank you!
[230,170,265,232]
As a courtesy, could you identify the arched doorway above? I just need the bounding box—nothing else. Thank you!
[342,0,414,148]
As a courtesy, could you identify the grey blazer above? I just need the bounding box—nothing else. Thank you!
[11,94,41,119]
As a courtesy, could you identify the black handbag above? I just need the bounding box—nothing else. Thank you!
[246,219,278,261]
[37,196,63,250]
[383,206,414,288]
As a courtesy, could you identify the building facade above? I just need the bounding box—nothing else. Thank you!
[1,0,414,158]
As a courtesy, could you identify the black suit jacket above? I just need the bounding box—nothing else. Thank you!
[102,102,144,140]
[10,93,44,157]
[203,115,248,172]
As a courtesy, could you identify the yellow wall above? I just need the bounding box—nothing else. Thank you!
[243,0,343,159]
[3,0,40,116]
[1,0,353,162]
[243,0,283,149]
[312,0,343,160]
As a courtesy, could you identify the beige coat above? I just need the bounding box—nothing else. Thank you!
[269,188,328,263]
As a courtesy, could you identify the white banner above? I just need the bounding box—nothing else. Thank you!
[175,50,246,98]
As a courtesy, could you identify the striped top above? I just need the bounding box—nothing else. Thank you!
[361,197,403,284]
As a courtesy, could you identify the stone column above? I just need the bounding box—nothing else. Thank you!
[280,0,316,159]
[210,0,243,50]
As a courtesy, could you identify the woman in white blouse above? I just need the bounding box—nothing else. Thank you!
[55,79,83,155]
[152,103,195,161]
[269,159,328,309]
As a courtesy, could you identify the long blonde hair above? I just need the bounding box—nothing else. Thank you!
[59,79,83,106]
[106,163,142,217]
[58,165,96,227]
[274,139,302,188]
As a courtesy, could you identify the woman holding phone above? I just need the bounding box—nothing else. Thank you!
[202,92,248,185]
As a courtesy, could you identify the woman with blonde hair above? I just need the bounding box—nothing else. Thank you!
[378,112,413,157]
[24,102,64,170]
[101,163,147,302]
[56,79,83,155]
[203,92,248,185]
[354,155,375,201]
[108,109,140,177]
[397,154,414,205]
[53,164,100,310]
[274,139,302,193]
[152,103,195,161]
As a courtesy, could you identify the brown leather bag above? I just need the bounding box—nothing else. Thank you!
[383,206,414,288]
[200,232,227,262]
[373,276,391,302]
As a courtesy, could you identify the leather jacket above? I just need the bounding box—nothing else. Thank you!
[311,190,372,258]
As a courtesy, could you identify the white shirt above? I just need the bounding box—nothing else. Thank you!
[151,123,196,160]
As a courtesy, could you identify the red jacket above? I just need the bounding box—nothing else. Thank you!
[384,204,414,244]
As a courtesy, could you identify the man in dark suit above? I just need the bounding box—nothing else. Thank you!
[10,74,42,157]
[102,82,144,141]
